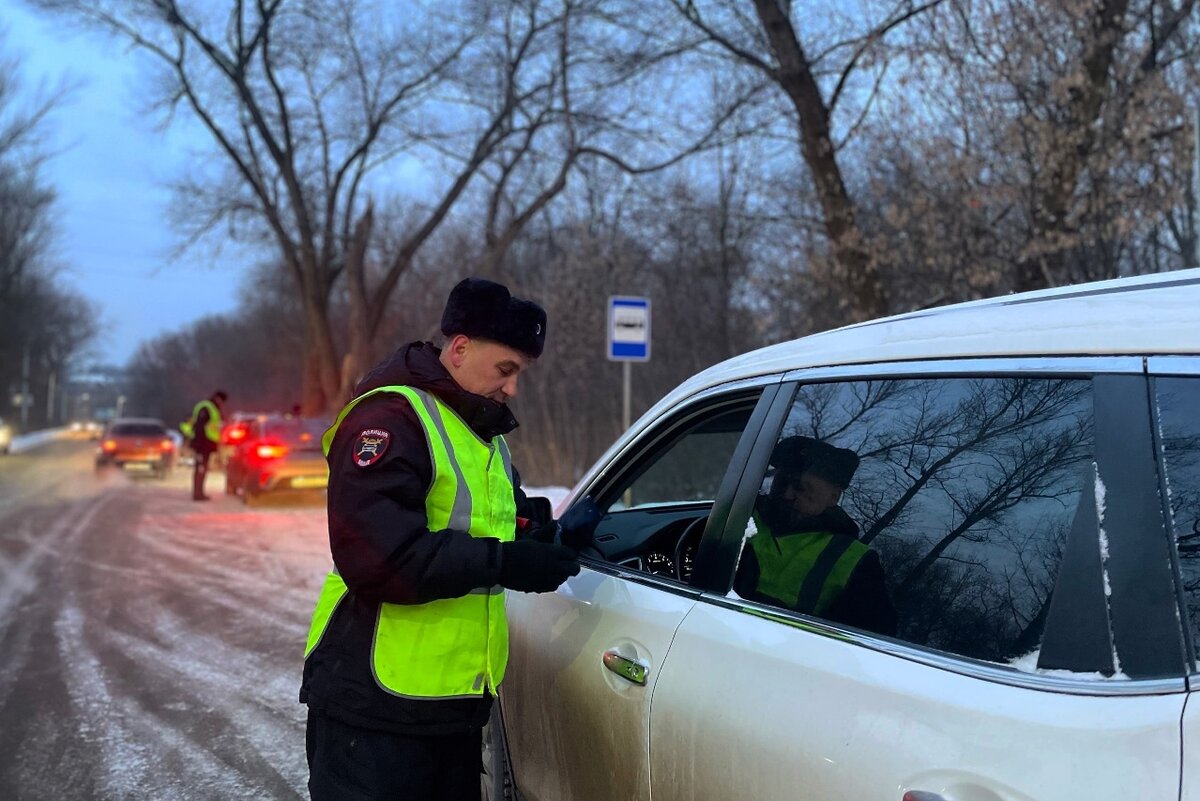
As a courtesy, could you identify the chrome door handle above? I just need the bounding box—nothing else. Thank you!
[602,650,648,685]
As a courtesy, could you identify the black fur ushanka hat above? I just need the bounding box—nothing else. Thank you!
[440,277,547,358]
[770,435,860,489]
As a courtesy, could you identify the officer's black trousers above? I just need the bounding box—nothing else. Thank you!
[306,708,482,801]
[192,449,212,500]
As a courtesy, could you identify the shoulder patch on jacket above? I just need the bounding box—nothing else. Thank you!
[353,428,391,467]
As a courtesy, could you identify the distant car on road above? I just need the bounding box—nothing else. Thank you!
[69,420,103,439]
[224,415,329,506]
[0,417,11,454]
[95,418,176,479]
[217,411,268,468]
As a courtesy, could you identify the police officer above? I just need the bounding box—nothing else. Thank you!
[301,278,584,801]
[181,390,226,501]
[735,435,897,636]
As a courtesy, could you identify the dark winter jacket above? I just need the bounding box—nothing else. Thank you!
[300,341,538,734]
[191,404,219,454]
[735,503,898,637]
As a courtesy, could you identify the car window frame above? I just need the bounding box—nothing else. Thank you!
[569,379,780,596]
[698,356,1187,696]
[1146,356,1200,687]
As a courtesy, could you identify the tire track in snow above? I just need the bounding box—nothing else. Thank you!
[53,491,307,799]
[0,493,112,717]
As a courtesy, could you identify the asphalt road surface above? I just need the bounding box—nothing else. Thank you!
[0,436,330,800]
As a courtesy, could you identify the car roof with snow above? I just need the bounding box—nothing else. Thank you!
[659,268,1199,410]
[108,418,168,428]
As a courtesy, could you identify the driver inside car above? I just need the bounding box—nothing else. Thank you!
[735,435,898,637]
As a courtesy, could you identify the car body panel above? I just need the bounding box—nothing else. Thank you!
[248,451,329,492]
[650,600,1183,801]
[1183,694,1200,801]
[503,571,696,801]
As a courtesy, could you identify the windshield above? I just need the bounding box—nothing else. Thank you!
[263,418,328,451]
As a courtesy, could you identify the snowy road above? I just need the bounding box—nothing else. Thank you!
[0,438,330,800]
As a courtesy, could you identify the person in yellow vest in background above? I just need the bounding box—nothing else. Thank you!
[180,390,226,502]
[735,435,898,637]
[301,278,590,801]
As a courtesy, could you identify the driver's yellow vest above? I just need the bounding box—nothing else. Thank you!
[303,385,516,699]
[180,399,221,442]
[749,512,868,616]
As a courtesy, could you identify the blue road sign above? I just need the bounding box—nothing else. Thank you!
[608,296,651,361]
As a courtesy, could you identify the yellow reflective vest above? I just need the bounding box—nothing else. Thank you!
[180,399,222,443]
[304,385,516,699]
[748,511,870,617]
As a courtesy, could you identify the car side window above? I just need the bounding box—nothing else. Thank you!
[1153,376,1200,663]
[583,399,757,582]
[609,407,751,511]
[735,376,1102,671]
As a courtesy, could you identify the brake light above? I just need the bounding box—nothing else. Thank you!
[160,439,174,451]
[255,443,289,460]
[226,426,247,443]
[102,439,117,452]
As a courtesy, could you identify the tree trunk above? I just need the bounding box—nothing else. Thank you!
[299,276,341,416]
[340,207,376,404]
[1014,0,1130,293]
[752,0,885,321]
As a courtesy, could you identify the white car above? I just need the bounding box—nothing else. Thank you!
[486,269,1200,801]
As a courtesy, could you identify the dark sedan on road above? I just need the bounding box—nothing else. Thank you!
[95,418,176,478]
[225,415,329,506]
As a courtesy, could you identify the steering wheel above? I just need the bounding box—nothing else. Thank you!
[673,515,707,582]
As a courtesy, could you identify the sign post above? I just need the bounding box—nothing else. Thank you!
[607,296,651,436]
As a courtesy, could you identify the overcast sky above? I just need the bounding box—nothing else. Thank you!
[5,1,246,367]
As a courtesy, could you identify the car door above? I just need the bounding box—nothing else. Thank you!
[649,360,1188,801]
[501,384,773,801]
[1149,360,1200,800]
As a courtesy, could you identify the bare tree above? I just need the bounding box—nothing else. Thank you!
[909,0,1200,292]
[0,35,96,428]
[665,0,945,321]
[31,0,493,411]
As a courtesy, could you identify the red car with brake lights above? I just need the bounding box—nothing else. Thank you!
[217,412,266,468]
[95,418,175,479]
[224,415,329,506]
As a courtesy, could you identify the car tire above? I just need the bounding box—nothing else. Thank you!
[481,703,518,801]
[224,474,237,495]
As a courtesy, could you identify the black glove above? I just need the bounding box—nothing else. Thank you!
[499,540,581,593]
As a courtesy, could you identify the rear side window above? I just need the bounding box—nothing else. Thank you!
[737,377,1101,671]
[1153,376,1200,658]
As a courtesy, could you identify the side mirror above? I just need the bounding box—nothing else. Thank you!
[559,496,603,537]
[524,495,554,526]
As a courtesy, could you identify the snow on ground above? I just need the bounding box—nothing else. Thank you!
[9,427,71,454]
